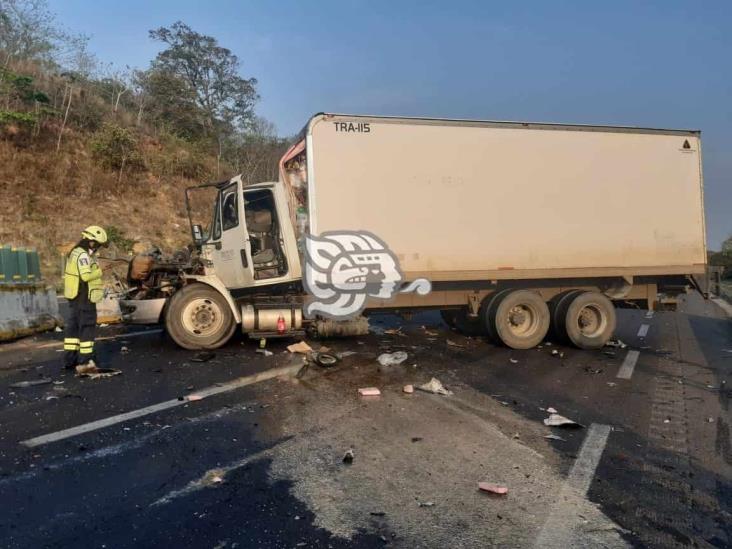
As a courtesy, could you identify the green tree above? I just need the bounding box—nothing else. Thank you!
[722,234,732,254]
[148,21,259,137]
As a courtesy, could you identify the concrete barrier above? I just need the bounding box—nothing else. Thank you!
[0,285,61,342]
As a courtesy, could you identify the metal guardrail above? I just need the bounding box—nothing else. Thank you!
[0,244,43,284]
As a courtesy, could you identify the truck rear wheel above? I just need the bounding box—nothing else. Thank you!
[165,283,237,350]
[550,289,584,342]
[561,291,616,349]
[487,290,550,349]
[453,309,486,336]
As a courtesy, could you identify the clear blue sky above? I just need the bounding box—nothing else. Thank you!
[49,0,731,248]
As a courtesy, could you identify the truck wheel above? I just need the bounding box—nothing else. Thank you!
[562,291,616,349]
[454,309,486,336]
[488,290,550,349]
[482,289,513,343]
[165,283,237,350]
[550,289,584,343]
[440,310,458,328]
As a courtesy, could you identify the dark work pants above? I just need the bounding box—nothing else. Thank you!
[63,295,97,368]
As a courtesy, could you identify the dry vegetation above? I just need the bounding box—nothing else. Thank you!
[0,1,289,286]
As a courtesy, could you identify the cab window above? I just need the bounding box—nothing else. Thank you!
[221,187,239,231]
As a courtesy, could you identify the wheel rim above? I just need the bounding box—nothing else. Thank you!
[181,297,224,337]
[576,303,607,338]
[504,304,540,337]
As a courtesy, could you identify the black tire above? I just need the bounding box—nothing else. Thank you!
[482,289,515,343]
[440,309,458,328]
[562,291,616,350]
[550,289,585,343]
[487,289,550,349]
[453,308,486,336]
[165,283,237,350]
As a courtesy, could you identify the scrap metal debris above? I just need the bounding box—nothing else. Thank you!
[287,341,313,354]
[605,339,628,349]
[10,378,52,388]
[478,482,508,495]
[315,352,338,367]
[358,387,381,397]
[377,351,408,367]
[76,367,122,380]
[417,377,453,396]
[543,413,584,428]
[256,349,273,357]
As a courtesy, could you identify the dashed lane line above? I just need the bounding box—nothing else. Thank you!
[534,424,617,548]
[617,350,640,380]
[19,362,304,448]
[637,324,650,338]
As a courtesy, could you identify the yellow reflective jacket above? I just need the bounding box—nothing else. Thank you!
[63,246,104,303]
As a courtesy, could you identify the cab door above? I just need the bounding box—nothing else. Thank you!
[207,179,254,289]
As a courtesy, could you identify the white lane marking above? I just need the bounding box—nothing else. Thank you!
[637,324,650,338]
[711,297,732,318]
[617,350,640,380]
[20,362,304,448]
[535,424,615,548]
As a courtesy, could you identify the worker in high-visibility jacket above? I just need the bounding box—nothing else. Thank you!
[62,226,108,370]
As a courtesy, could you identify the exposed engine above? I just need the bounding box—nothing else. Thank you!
[123,246,197,301]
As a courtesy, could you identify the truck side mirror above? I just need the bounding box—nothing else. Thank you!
[192,224,204,245]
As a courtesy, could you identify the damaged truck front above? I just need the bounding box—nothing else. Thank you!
[121,113,707,351]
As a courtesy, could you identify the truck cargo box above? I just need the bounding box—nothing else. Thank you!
[296,114,706,282]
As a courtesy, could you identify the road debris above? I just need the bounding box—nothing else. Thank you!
[418,501,435,507]
[411,437,423,443]
[543,413,583,428]
[509,358,519,364]
[377,351,408,366]
[417,377,453,396]
[287,341,313,354]
[421,326,439,336]
[446,339,465,348]
[187,394,204,402]
[384,328,406,337]
[76,367,122,380]
[370,511,386,517]
[10,378,52,388]
[543,434,566,441]
[358,387,381,397]
[54,326,63,332]
[605,339,628,349]
[315,352,338,367]
[478,482,508,495]
[255,349,273,357]
[120,346,130,354]
[551,349,565,358]
[336,350,357,359]
[584,367,603,375]
[403,384,414,394]
[546,407,558,414]
[706,417,715,423]
[192,351,215,362]
[343,449,354,464]
[607,382,617,387]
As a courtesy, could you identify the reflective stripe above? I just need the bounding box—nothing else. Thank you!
[79,347,94,355]
[79,342,94,349]
[64,345,79,351]
[64,338,81,344]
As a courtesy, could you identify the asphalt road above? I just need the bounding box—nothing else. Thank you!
[0,293,729,548]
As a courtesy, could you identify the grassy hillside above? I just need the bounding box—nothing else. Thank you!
[0,12,288,287]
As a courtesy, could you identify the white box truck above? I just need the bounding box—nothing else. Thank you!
[121,114,707,351]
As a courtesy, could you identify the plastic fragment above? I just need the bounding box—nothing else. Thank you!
[417,378,453,396]
[358,387,381,397]
[377,351,408,367]
[403,384,414,394]
[478,482,508,495]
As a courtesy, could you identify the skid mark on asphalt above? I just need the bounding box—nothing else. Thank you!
[20,362,304,448]
[617,350,640,379]
[534,424,625,548]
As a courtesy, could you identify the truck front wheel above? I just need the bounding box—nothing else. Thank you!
[487,290,550,349]
[165,283,237,350]
[561,291,616,350]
